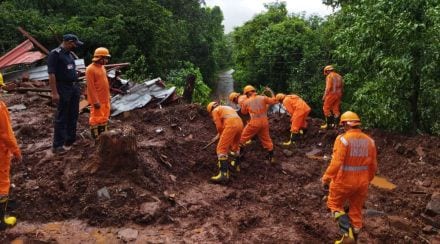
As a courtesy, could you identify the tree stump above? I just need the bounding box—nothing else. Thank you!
[97,126,139,172]
[182,74,196,103]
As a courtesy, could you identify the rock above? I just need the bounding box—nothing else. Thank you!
[282,149,293,157]
[394,143,406,155]
[422,225,437,234]
[97,187,111,200]
[117,228,138,242]
[140,201,161,215]
[170,174,177,182]
[425,192,440,216]
[388,216,414,232]
[422,180,432,187]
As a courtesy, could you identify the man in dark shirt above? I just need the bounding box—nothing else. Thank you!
[47,34,83,153]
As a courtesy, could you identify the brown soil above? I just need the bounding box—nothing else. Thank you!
[0,93,439,243]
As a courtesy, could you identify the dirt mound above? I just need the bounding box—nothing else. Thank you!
[1,94,439,243]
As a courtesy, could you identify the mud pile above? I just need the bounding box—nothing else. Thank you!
[0,93,439,243]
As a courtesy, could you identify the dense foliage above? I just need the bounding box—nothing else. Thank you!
[0,0,229,103]
[330,0,440,134]
[232,1,440,134]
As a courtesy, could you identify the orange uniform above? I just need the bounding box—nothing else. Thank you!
[0,101,21,196]
[282,95,311,133]
[323,71,343,118]
[322,129,377,229]
[86,63,110,126]
[211,106,244,159]
[240,94,277,150]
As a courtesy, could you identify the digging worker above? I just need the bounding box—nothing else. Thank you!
[239,85,278,163]
[321,65,343,129]
[275,93,311,146]
[0,100,22,229]
[48,34,83,153]
[207,102,243,183]
[228,91,247,111]
[321,111,377,243]
[86,47,111,140]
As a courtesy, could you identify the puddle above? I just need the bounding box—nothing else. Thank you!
[371,176,397,190]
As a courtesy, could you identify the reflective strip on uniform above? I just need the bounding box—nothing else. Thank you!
[217,154,228,160]
[222,114,239,119]
[250,113,267,119]
[332,76,338,93]
[341,165,369,171]
[339,136,348,146]
[331,76,342,93]
[248,96,265,111]
[349,138,369,157]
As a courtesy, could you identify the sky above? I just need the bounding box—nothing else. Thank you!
[204,0,334,33]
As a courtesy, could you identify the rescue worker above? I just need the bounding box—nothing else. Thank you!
[228,91,247,110]
[207,102,244,183]
[321,111,377,243]
[86,47,111,140]
[321,65,343,129]
[275,93,311,146]
[239,85,278,163]
[0,100,22,229]
[48,34,83,153]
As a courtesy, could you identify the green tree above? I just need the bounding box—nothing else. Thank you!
[331,0,440,134]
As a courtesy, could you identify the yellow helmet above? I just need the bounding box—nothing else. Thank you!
[275,93,286,102]
[243,85,256,95]
[92,47,111,61]
[228,92,240,103]
[206,101,218,114]
[323,65,334,74]
[340,111,361,126]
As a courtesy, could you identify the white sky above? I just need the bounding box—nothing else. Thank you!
[204,0,334,33]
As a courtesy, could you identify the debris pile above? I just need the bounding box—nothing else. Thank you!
[0,93,439,243]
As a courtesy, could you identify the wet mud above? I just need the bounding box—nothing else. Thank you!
[0,93,439,243]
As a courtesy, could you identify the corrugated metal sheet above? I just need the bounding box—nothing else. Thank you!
[3,59,85,82]
[111,78,176,116]
[0,40,46,69]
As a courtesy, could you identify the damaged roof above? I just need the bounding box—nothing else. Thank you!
[0,39,46,70]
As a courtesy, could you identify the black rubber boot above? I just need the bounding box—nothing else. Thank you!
[210,159,229,183]
[230,153,241,172]
[98,123,108,134]
[334,211,355,244]
[0,197,16,230]
[266,150,275,164]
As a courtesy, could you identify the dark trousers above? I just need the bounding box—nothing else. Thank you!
[53,82,80,148]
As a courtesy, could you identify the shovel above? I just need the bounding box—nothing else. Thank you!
[202,134,219,150]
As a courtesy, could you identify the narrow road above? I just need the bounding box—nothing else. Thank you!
[214,69,235,102]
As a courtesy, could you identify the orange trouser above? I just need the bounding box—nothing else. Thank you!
[323,94,341,117]
[290,109,311,133]
[0,150,11,196]
[89,103,110,126]
[327,181,369,229]
[239,118,273,151]
[216,119,243,159]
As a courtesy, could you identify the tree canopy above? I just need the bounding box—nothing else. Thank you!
[0,0,229,104]
[232,1,440,134]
